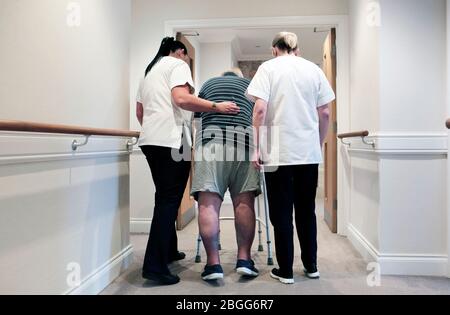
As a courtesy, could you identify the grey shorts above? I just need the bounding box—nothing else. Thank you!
[191,142,261,201]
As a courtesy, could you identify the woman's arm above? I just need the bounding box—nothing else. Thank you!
[318,104,330,147]
[172,85,240,114]
[136,102,144,126]
[252,98,268,169]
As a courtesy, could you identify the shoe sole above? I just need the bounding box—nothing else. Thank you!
[142,274,180,285]
[270,271,294,284]
[236,267,259,277]
[304,270,320,279]
[202,273,224,281]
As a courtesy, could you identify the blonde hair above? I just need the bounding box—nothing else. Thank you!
[272,32,298,53]
[222,67,244,78]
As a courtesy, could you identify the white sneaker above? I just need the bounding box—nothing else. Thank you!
[304,267,320,279]
[270,269,294,285]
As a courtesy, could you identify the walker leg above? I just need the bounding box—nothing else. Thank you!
[257,196,264,252]
[261,170,274,266]
[195,234,202,263]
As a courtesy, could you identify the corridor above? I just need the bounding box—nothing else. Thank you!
[1,0,450,297]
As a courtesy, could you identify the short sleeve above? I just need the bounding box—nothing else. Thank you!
[317,69,336,107]
[246,65,271,103]
[136,78,144,103]
[170,63,195,94]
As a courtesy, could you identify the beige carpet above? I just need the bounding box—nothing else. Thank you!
[102,201,450,295]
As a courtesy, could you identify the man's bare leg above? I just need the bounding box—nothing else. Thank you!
[232,192,256,261]
[198,192,223,266]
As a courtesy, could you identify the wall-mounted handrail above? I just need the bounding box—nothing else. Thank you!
[337,131,369,139]
[337,130,374,147]
[0,120,140,138]
[446,119,450,129]
[0,120,140,151]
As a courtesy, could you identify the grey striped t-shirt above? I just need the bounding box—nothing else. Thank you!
[195,75,255,149]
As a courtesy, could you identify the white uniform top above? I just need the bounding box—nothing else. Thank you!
[247,56,336,166]
[137,56,195,149]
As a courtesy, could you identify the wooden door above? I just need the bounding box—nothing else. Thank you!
[323,29,338,233]
[177,33,196,81]
[175,33,196,230]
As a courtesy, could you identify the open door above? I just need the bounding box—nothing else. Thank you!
[175,33,196,230]
[323,28,338,233]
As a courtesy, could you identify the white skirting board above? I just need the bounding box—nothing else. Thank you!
[65,245,134,295]
[131,219,152,234]
[347,224,448,277]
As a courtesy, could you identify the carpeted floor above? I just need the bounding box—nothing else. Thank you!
[101,200,450,295]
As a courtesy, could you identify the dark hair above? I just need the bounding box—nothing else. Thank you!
[145,37,188,76]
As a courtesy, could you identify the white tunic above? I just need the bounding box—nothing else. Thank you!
[247,56,335,166]
[137,56,195,149]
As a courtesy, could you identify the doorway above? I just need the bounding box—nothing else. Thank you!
[166,16,350,235]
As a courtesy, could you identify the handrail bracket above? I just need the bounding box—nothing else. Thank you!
[127,137,139,153]
[338,130,375,148]
[340,138,352,146]
[72,135,90,151]
[362,136,375,148]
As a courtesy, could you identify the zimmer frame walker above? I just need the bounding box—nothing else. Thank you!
[194,169,274,266]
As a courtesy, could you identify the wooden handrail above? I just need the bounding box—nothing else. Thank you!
[0,120,140,138]
[337,130,369,139]
[446,119,450,129]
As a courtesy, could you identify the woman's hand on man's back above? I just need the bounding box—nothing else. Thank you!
[216,102,240,115]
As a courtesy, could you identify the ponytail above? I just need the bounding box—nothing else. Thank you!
[145,37,188,76]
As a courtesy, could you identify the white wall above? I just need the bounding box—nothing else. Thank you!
[347,0,449,277]
[379,0,446,132]
[0,0,132,294]
[348,0,380,132]
[346,0,381,259]
[199,42,233,88]
[0,0,130,129]
[130,0,349,232]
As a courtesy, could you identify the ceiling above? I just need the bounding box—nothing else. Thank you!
[182,27,331,65]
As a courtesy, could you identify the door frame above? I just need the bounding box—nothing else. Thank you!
[165,15,351,236]
[322,28,338,233]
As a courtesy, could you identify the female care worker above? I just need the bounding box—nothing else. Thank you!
[248,32,335,285]
[136,37,239,285]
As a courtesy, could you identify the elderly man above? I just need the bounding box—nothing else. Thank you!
[191,68,261,281]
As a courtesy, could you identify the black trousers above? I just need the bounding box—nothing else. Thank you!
[265,164,319,277]
[141,145,191,275]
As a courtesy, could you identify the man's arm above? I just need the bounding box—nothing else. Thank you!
[252,98,268,169]
[318,104,330,147]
